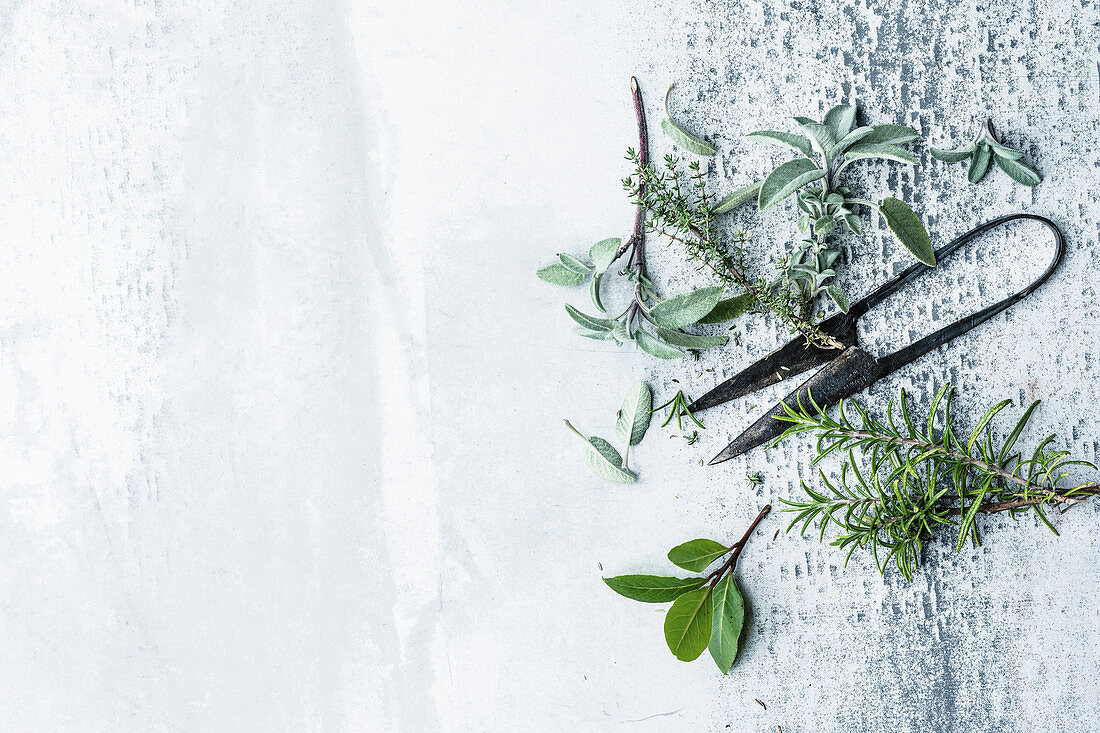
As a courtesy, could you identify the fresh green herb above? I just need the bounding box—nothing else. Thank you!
[604,505,770,672]
[660,83,716,156]
[775,386,1100,580]
[745,471,764,488]
[537,79,732,359]
[624,151,843,350]
[656,390,705,432]
[930,119,1041,187]
[747,105,933,321]
[565,381,654,484]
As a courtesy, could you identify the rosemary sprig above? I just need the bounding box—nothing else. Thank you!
[775,385,1100,581]
[655,390,706,432]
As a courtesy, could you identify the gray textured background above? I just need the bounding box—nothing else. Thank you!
[3,0,1099,731]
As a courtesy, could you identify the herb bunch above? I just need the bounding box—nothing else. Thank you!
[604,505,771,672]
[537,79,743,360]
[931,119,1041,186]
[777,386,1100,581]
[745,106,935,317]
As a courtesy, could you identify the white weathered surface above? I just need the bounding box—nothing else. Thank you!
[2,0,1099,730]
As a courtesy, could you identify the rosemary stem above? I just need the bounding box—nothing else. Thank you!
[826,427,1100,512]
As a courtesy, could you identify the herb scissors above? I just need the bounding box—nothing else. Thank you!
[690,213,1066,465]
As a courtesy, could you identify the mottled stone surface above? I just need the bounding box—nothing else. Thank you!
[3,0,1099,730]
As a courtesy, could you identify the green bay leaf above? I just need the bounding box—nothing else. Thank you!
[603,574,707,603]
[667,538,729,573]
[664,587,714,662]
[708,574,745,674]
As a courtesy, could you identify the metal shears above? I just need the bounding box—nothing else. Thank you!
[690,213,1066,465]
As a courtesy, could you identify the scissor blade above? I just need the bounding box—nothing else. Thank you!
[709,346,884,464]
[688,333,844,414]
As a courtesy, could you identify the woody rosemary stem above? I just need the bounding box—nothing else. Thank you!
[839,429,1100,513]
[707,504,771,588]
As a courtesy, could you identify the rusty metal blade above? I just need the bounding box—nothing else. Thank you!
[708,347,884,464]
[687,313,855,413]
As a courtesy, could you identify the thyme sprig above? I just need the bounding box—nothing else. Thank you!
[623,151,844,350]
[776,386,1100,581]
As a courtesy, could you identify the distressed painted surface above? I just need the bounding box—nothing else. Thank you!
[2,0,1099,730]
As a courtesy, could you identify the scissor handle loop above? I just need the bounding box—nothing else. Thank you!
[865,214,1065,375]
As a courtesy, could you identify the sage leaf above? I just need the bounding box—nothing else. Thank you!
[877,197,935,266]
[708,574,745,674]
[796,119,836,162]
[558,252,592,274]
[585,435,636,483]
[537,263,586,286]
[832,125,875,156]
[573,327,613,340]
[826,284,850,313]
[648,286,724,329]
[745,131,813,158]
[844,143,917,165]
[661,85,716,156]
[758,158,826,210]
[930,143,976,163]
[697,294,753,323]
[843,214,863,235]
[860,124,919,145]
[713,181,763,214]
[663,587,713,662]
[656,328,729,350]
[590,273,606,312]
[823,104,856,139]
[813,216,836,236]
[661,118,717,156]
[667,538,729,572]
[994,155,1041,186]
[565,304,616,331]
[983,136,1024,160]
[611,319,633,344]
[968,145,992,183]
[589,237,621,273]
[603,574,706,603]
[616,381,653,447]
[635,329,683,359]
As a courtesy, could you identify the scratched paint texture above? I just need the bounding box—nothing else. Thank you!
[2,0,1099,731]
